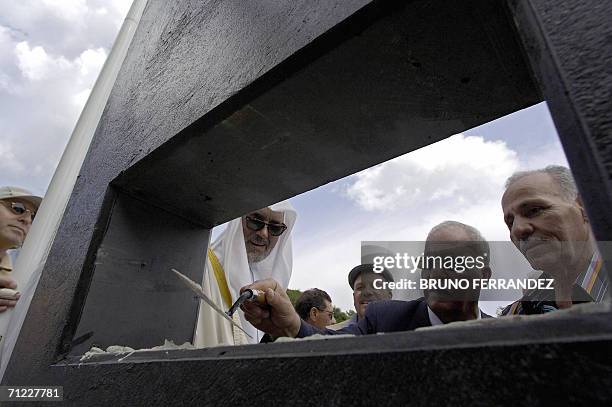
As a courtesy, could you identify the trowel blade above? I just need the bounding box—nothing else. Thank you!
[171,268,252,339]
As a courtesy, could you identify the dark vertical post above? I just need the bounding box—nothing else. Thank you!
[508,0,612,279]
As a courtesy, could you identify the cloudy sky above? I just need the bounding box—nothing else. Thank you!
[288,104,569,313]
[1,0,131,194]
[1,1,569,315]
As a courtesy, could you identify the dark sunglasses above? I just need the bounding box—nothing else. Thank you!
[245,216,287,237]
[1,201,36,221]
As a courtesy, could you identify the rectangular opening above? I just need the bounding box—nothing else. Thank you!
[60,0,609,369]
[68,102,610,363]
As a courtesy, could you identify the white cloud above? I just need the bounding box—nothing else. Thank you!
[346,134,520,213]
[95,7,109,16]
[41,0,89,22]
[1,1,126,59]
[15,42,106,83]
[0,72,17,94]
[520,141,569,170]
[0,1,127,193]
[290,134,541,310]
[15,42,71,80]
[291,234,359,311]
[0,141,24,172]
[108,0,133,23]
[73,88,92,107]
[76,47,107,76]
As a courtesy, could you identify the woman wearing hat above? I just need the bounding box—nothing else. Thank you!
[0,186,42,313]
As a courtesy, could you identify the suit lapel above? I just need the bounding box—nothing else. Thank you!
[408,299,432,330]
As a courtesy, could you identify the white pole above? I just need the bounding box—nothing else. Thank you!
[0,0,149,379]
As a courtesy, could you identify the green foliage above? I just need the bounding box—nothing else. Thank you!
[334,308,355,323]
[286,288,302,306]
[333,307,348,323]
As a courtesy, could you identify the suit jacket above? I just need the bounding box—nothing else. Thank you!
[297,297,490,338]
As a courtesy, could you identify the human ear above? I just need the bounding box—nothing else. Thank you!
[575,196,588,223]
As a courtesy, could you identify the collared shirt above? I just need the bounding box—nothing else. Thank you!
[503,251,609,315]
[574,252,608,302]
[427,305,482,326]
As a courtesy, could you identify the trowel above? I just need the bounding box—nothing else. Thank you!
[171,268,253,339]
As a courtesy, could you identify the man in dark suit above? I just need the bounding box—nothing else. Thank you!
[327,263,394,331]
[241,221,492,339]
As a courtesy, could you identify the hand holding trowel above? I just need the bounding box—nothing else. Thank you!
[171,268,265,339]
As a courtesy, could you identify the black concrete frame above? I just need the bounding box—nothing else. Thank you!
[4,0,611,405]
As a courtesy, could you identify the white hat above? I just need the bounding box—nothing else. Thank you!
[0,186,42,210]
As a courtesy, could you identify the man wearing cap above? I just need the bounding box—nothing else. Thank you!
[194,202,297,347]
[240,221,492,339]
[0,186,42,313]
[328,264,393,330]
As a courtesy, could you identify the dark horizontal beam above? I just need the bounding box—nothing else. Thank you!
[57,311,612,405]
[113,0,539,227]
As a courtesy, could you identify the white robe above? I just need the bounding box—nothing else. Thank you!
[194,201,297,346]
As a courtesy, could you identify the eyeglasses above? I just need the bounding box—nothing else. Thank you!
[0,201,36,221]
[317,308,334,319]
[244,216,287,237]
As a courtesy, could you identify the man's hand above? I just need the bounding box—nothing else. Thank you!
[240,278,301,339]
[0,275,20,313]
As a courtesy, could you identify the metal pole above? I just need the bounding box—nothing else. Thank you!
[0,0,149,379]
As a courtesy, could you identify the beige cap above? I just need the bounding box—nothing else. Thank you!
[0,186,42,210]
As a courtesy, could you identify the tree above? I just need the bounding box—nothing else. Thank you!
[286,288,302,306]
[334,308,356,323]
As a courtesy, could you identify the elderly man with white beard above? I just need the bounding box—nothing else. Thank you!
[501,165,608,315]
[194,201,297,346]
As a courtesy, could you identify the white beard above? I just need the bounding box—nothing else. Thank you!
[247,250,267,264]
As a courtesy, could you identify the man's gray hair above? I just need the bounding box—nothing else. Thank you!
[427,221,490,265]
[505,165,578,201]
